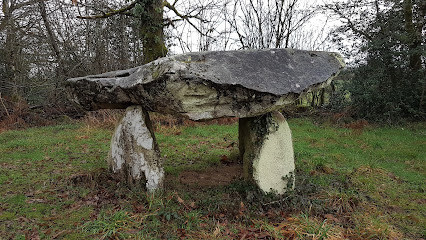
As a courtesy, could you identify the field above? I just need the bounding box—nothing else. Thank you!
[0,117,425,239]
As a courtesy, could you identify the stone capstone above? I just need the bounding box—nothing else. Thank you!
[67,49,344,121]
[107,106,164,191]
[239,111,295,194]
[67,49,344,193]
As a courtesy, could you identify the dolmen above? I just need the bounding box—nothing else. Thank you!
[67,49,344,194]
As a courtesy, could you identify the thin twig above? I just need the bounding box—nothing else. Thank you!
[261,196,291,206]
[163,0,207,36]
[77,1,137,19]
[0,93,12,121]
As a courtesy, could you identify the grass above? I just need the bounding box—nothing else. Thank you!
[0,117,424,239]
[155,123,239,174]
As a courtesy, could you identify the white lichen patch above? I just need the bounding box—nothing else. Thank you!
[145,164,164,191]
[131,152,164,191]
[252,112,295,194]
[168,81,218,111]
[108,106,164,191]
[109,123,124,172]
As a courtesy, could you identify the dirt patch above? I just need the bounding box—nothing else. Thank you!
[178,164,242,187]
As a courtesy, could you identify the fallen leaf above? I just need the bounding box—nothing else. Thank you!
[226,142,235,148]
[177,228,186,237]
[132,204,145,213]
[124,229,139,234]
[324,214,340,223]
[256,231,271,239]
[43,229,52,235]
[26,198,46,204]
[275,222,289,230]
[177,195,184,204]
[220,155,232,165]
[52,230,70,239]
[320,165,334,174]
[26,228,40,240]
[239,232,248,240]
[16,216,30,223]
[239,201,245,216]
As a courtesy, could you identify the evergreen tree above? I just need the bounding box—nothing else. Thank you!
[328,0,425,122]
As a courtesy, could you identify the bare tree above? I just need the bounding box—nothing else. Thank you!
[0,0,145,105]
[224,0,316,50]
[0,0,337,110]
[1,0,40,98]
[75,0,216,63]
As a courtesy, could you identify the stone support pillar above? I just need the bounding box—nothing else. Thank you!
[107,106,164,191]
[239,111,295,194]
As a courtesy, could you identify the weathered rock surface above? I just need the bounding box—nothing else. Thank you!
[108,106,164,191]
[239,111,294,194]
[68,49,344,193]
[67,49,344,120]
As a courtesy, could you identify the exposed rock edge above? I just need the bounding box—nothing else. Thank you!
[67,49,344,120]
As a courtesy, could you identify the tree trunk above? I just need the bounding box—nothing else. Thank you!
[3,1,19,98]
[94,19,106,73]
[38,0,67,91]
[140,0,167,63]
[403,0,424,111]
[117,16,130,68]
[403,0,422,71]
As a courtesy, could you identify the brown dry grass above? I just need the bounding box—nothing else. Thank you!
[80,109,124,130]
[344,119,369,135]
[0,94,85,132]
[0,96,49,132]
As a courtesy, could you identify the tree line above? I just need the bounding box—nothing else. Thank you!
[326,0,424,122]
[0,0,424,123]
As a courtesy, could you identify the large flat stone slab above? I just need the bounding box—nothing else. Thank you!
[67,49,344,120]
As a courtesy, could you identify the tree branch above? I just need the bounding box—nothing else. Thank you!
[77,1,137,19]
[324,3,372,41]
[163,0,206,35]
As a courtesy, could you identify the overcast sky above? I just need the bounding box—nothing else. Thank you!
[165,0,343,54]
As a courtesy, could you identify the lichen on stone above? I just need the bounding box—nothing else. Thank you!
[107,106,164,191]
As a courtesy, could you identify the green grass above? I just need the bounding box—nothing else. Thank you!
[155,123,238,175]
[0,118,424,239]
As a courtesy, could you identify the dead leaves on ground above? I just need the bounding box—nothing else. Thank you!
[175,193,197,210]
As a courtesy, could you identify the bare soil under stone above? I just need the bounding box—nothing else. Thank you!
[176,164,243,187]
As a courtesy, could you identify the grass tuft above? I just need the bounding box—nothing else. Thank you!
[82,210,134,239]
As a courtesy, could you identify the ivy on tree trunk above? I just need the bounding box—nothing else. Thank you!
[136,0,168,63]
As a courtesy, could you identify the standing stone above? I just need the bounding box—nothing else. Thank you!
[239,111,295,194]
[107,106,164,191]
